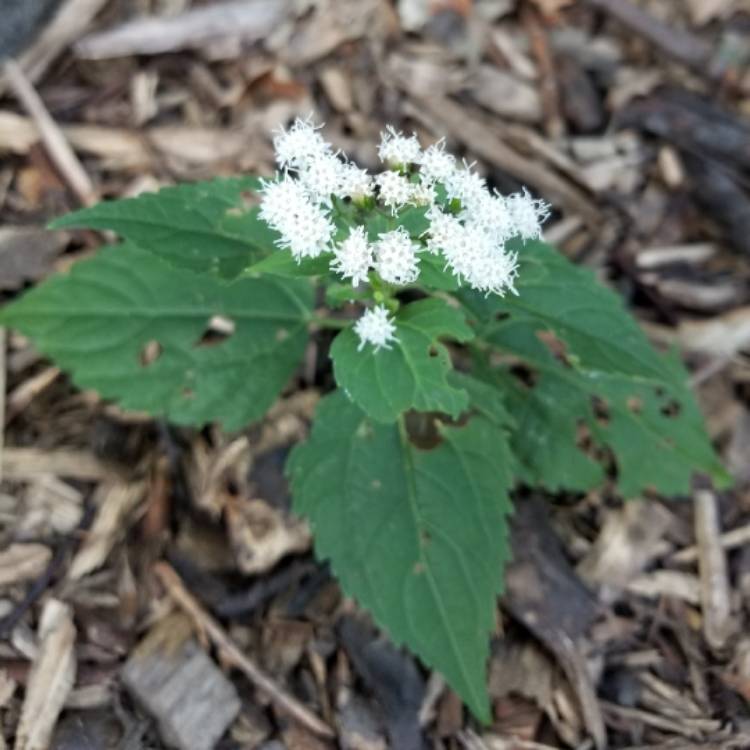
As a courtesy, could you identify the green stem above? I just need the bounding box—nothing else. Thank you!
[310,316,349,330]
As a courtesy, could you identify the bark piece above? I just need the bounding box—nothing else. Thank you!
[121,613,240,750]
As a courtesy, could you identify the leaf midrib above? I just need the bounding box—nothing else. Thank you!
[396,416,484,717]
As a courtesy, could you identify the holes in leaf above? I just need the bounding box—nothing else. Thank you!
[276,327,290,342]
[405,411,443,449]
[181,387,195,400]
[428,345,439,358]
[591,395,610,427]
[576,420,609,464]
[509,364,538,388]
[494,312,510,322]
[194,315,235,347]
[139,340,162,367]
[660,399,681,418]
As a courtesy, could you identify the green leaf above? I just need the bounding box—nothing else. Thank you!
[397,205,431,237]
[288,391,513,721]
[461,241,728,495]
[245,249,334,278]
[50,177,275,279]
[330,298,474,423]
[0,242,313,431]
[418,253,460,291]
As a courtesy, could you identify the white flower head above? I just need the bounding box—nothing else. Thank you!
[298,153,346,205]
[436,218,518,296]
[445,163,487,213]
[338,163,374,200]
[378,125,422,166]
[259,177,334,260]
[410,179,436,207]
[374,226,420,284]
[506,188,550,240]
[419,139,456,184]
[273,117,331,171]
[331,226,373,286]
[354,305,398,351]
[260,118,548,299]
[423,205,459,254]
[375,171,415,213]
[468,192,515,242]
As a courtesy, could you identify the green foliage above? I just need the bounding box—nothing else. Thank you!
[459,240,729,495]
[287,391,514,721]
[330,298,473,422]
[3,177,728,726]
[0,242,313,431]
[51,177,274,279]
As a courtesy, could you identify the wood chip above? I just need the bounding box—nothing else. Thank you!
[122,613,241,750]
[577,501,673,600]
[2,448,111,482]
[627,570,702,605]
[14,599,76,750]
[468,64,542,123]
[0,544,52,587]
[695,488,734,651]
[76,0,289,58]
[0,0,110,91]
[67,481,145,581]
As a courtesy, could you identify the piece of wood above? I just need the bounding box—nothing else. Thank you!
[695,488,734,651]
[121,613,240,750]
[67,481,145,581]
[14,600,76,750]
[76,0,289,59]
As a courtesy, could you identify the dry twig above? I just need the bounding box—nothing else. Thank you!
[154,561,334,739]
[3,59,96,206]
[694,488,734,651]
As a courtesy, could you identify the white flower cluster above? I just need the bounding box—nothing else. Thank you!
[258,117,550,350]
[353,305,398,352]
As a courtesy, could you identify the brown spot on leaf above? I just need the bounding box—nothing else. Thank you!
[139,340,162,367]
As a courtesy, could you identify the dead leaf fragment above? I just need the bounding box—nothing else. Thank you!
[226,496,311,575]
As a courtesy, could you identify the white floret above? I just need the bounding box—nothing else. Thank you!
[331,226,373,286]
[467,192,515,242]
[444,164,488,214]
[374,226,420,284]
[273,117,331,171]
[419,139,456,184]
[298,153,346,205]
[354,305,399,351]
[338,163,374,200]
[424,206,461,255]
[375,171,415,213]
[410,179,436,207]
[436,218,518,296]
[378,125,422,166]
[506,188,550,240]
[259,178,334,260]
